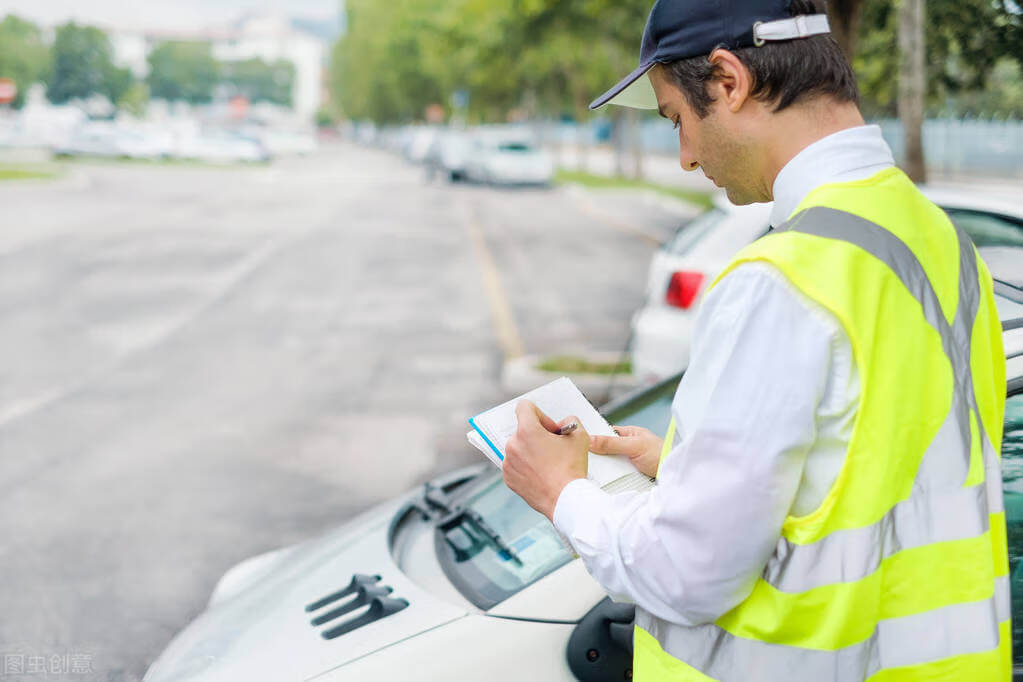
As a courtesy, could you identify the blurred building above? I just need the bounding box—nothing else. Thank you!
[109,11,335,121]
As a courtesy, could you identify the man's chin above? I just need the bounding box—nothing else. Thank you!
[724,186,766,206]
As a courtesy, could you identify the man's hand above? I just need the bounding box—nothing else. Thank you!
[503,401,589,520]
[589,425,663,479]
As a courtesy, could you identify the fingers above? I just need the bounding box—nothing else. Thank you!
[515,400,560,434]
[589,433,643,457]
[612,425,650,438]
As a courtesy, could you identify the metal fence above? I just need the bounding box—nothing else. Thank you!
[541,116,1023,178]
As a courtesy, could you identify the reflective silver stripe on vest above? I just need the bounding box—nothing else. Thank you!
[637,587,1005,681]
[641,207,1006,680]
[763,482,990,592]
[756,207,1000,593]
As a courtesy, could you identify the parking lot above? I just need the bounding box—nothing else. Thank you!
[0,143,693,680]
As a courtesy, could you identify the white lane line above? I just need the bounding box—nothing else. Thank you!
[563,185,664,247]
[460,201,525,361]
[0,234,296,431]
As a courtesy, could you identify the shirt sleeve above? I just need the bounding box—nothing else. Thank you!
[552,262,835,626]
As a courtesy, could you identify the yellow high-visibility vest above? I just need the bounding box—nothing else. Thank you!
[639,167,1009,681]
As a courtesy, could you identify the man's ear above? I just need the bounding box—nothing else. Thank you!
[707,48,752,113]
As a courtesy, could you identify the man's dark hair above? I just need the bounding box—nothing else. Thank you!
[666,0,859,118]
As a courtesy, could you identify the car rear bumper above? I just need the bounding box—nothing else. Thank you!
[630,305,695,382]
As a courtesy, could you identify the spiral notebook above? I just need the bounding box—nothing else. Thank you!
[467,377,655,494]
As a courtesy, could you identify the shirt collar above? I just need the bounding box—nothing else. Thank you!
[769,125,895,228]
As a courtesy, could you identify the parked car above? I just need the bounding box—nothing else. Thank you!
[144,280,1023,682]
[631,190,1023,383]
[176,132,269,164]
[404,126,440,164]
[54,122,168,160]
[464,134,554,187]
[424,131,471,182]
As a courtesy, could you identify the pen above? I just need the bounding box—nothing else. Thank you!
[556,422,579,435]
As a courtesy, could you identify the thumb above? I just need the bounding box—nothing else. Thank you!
[515,400,560,434]
[589,433,645,458]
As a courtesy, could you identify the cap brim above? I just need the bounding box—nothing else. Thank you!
[589,61,659,110]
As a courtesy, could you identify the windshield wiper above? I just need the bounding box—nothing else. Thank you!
[421,482,523,566]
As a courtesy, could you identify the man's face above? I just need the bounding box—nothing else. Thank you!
[648,64,763,205]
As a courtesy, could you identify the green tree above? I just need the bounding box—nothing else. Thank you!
[146,41,219,104]
[855,0,1023,115]
[117,81,150,117]
[331,0,449,123]
[47,22,128,104]
[220,58,295,105]
[0,15,49,108]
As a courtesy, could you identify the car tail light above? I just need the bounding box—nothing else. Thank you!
[665,271,705,309]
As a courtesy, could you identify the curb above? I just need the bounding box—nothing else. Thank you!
[501,352,642,404]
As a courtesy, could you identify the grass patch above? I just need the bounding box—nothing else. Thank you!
[53,155,264,169]
[0,166,58,181]
[556,169,713,210]
[535,355,632,375]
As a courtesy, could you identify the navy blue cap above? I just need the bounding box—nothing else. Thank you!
[590,0,831,110]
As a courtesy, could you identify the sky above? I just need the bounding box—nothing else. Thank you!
[0,0,341,31]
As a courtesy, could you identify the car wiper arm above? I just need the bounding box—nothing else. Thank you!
[422,482,523,566]
[438,507,523,566]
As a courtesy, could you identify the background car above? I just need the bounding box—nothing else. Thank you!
[144,273,1023,682]
[630,190,1023,383]
[464,133,554,187]
[424,130,471,182]
[54,121,169,160]
[176,131,270,164]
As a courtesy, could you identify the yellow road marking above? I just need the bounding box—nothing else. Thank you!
[462,203,526,360]
[570,190,663,247]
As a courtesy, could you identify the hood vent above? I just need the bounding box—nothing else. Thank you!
[305,573,409,640]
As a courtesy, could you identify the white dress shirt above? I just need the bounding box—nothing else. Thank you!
[552,125,895,626]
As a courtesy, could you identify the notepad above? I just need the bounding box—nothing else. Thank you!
[467,377,655,494]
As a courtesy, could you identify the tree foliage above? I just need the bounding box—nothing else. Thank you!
[331,0,649,124]
[220,58,295,106]
[854,0,1023,115]
[146,41,220,104]
[330,0,1023,123]
[0,15,49,108]
[47,22,126,104]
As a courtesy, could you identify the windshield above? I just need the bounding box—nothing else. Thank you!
[436,375,680,609]
[496,142,533,152]
[1001,392,1023,664]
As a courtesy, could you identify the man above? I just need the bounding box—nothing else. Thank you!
[502,0,1010,680]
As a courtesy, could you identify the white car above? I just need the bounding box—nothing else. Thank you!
[145,284,1023,681]
[176,132,269,164]
[631,190,1023,383]
[404,127,440,164]
[54,122,168,160]
[464,135,554,186]
[424,131,471,182]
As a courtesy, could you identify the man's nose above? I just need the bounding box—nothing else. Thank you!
[679,146,699,172]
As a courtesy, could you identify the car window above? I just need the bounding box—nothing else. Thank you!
[1002,392,1023,664]
[438,377,680,609]
[664,208,728,257]
[946,209,1023,249]
[497,142,532,152]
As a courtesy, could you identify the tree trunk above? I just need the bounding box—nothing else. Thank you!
[612,108,626,177]
[826,0,864,60]
[897,0,927,183]
[627,107,644,180]
[574,93,590,173]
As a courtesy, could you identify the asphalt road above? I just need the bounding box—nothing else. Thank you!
[0,144,694,681]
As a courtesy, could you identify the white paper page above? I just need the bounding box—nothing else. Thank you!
[467,377,639,488]
[466,430,502,467]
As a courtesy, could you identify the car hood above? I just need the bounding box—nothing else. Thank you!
[144,481,476,681]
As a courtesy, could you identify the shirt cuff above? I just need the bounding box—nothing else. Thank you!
[552,477,607,540]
